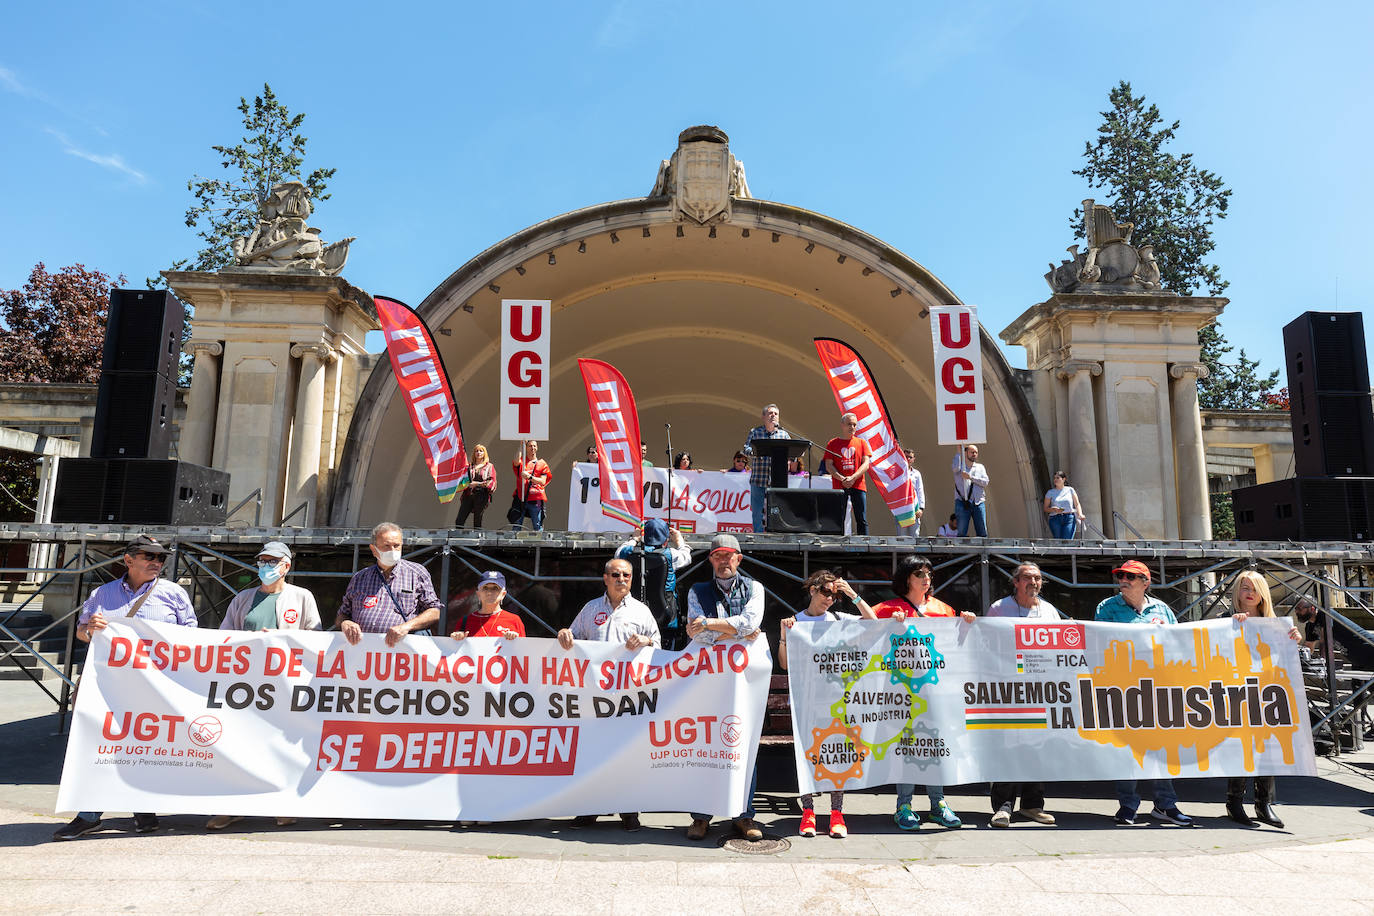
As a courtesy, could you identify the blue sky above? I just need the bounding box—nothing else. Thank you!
[3,1,1371,381]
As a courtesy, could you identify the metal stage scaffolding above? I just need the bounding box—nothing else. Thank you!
[3,523,1373,751]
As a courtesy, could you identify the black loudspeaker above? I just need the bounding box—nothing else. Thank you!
[52,459,230,525]
[102,289,184,376]
[1232,477,1374,542]
[765,488,847,534]
[91,371,176,459]
[1284,312,1374,477]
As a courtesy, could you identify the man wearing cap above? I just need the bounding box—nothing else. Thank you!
[206,541,321,831]
[558,557,659,831]
[450,572,524,639]
[684,533,766,842]
[615,520,691,642]
[742,403,791,532]
[1095,559,1194,827]
[337,522,442,648]
[54,534,196,840]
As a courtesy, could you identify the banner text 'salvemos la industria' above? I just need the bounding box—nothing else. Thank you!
[577,359,644,526]
[375,296,469,502]
[813,338,918,528]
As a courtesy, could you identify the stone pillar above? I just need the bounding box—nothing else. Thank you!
[287,343,335,524]
[1170,362,1212,540]
[1056,359,1103,531]
[26,456,60,581]
[181,341,222,466]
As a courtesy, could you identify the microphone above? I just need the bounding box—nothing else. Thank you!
[664,423,671,429]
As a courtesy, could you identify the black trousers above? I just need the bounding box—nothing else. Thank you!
[455,487,492,527]
[990,782,1045,811]
[1227,775,1275,804]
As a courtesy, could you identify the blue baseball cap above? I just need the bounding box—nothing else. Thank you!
[477,571,506,589]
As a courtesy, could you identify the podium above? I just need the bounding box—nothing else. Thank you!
[749,437,846,533]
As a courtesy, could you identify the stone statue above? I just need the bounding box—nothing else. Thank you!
[1045,199,1171,295]
[649,125,751,223]
[230,181,354,276]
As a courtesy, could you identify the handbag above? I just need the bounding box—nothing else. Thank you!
[506,497,524,525]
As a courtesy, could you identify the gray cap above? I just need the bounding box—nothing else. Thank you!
[709,533,741,555]
[258,541,292,562]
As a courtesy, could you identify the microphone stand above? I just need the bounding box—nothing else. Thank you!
[663,422,674,530]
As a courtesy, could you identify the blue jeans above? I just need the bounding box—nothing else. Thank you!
[1116,778,1177,813]
[895,784,945,809]
[1048,513,1077,539]
[518,500,545,531]
[692,764,758,821]
[750,484,766,532]
[954,499,987,537]
[842,488,868,535]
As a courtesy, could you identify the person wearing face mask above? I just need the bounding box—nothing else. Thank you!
[205,541,320,831]
[337,522,442,647]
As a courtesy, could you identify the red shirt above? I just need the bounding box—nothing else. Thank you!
[825,436,871,491]
[459,609,525,638]
[512,458,552,501]
[872,596,958,618]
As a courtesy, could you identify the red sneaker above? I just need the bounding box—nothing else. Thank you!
[828,811,847,838]
[799,808,816,837]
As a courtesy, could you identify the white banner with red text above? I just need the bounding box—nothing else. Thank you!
[788,617,1315,794]
[566,464,845,534]
[57,620,770,820]
[929,305,985,444]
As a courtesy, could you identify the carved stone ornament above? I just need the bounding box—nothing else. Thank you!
[229,181,355,276]
[1043,198,1173,296]
[650,125,752,224]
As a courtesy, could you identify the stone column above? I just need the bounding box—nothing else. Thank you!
[287,344,334,524]
[181,341,223,467]
[1055,359,1103,532]
[1170,362,1212,540]
[27,456,60,581]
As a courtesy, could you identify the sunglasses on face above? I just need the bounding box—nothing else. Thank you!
[134,551,165,562]
[1115,571,1145,582]
[606,572,633,580]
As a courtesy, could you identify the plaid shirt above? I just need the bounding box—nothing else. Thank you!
[743,424,791,489]
[337,558,441,633]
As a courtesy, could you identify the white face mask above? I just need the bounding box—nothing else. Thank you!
[376,548,402,567]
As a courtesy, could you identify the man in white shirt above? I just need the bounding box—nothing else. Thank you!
[952,444,990,537]
[558,557,659,830]
[985,562,1059,828]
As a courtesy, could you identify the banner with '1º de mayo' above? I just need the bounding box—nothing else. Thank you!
[57,620,770,820]
[787,617,1316,794]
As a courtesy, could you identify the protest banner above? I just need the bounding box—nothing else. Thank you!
[500,299,551,441]
[813,338,919,528]
[929,305,985,444]
[375,295,468,502]
[577,359,644,527]
[787,617,1315,793]
[57,620,770,821]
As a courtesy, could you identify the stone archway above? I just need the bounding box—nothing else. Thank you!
[332,135,1047,534]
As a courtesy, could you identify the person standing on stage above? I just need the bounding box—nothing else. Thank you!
[454,444,496,528]
[742,403,790,533]
[54,535,196,840]
[557,557,659,832]
[206,540,321,832]
[337,522,442,647]
[1043,470,1085,540]
[825,413,873,535]
[1095,559,1193,827]
[985,562,1059,828]
[512,439,552,531]
[903,447,925,535]
[937,513,958,538]
[952,444,989,537]
[872,555,975,831]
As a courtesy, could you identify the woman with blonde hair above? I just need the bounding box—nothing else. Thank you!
[1225,569,1299,828]
[454,444,497,528]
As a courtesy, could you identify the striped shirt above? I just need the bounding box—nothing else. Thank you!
[78,576,197,628]
[743,424,792,489]
[337,559,441,633]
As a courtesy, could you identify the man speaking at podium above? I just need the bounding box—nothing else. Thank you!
[742,403,791,532]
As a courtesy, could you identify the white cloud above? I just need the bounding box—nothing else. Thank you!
[45,128,148,185]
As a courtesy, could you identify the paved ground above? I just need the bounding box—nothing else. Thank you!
[3,678,1373,914]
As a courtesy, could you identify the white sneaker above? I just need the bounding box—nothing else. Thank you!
[990,802,1013,828]
[1019,807,1056,825]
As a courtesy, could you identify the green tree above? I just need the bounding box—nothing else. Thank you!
[1074,80,1278,409]
[1209,491,1235,540]
[0,262,123,522]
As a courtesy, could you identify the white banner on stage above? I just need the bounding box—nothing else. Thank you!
[57,620,770,820]
[929,305,985,444]
[567,464,843,534]
[787,617,1315,794]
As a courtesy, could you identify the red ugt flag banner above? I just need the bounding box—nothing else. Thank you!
[813,338,919,528]
[375,296,469,503]
[577,359,644,527]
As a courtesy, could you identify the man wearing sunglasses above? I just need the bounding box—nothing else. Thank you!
[1094,559,1193,827]
[55,534,196,841]
[558,557,660,831]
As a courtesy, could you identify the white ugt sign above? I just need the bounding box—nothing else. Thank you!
[930,305,985,445]
[500,299,551,441]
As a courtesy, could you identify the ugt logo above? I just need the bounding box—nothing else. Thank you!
[1014,623,1085,651]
